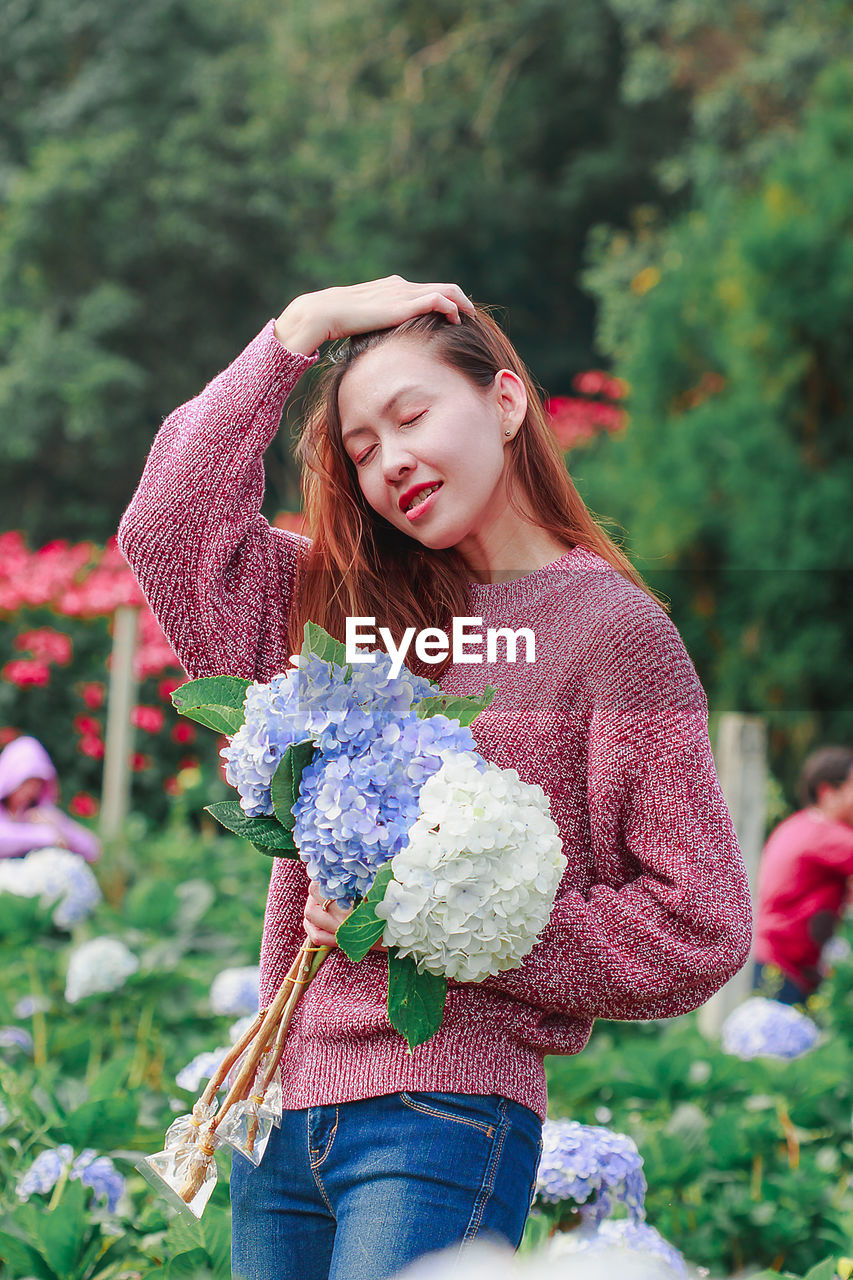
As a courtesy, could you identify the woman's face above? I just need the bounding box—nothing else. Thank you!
[337,337,526,554]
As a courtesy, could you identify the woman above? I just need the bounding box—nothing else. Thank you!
[118,277,752,1280]
[0,734,101,863]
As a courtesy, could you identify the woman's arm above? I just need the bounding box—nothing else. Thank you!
[481,595,753,1021]
[117,280,474,682]
[117,321,318,681]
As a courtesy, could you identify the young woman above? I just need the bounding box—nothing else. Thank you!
[118,276,752,1280]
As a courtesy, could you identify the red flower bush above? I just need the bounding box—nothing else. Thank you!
[14,627,73,665]
[2,659,51,687]
[131,705,166,734]
[70,793,99,817]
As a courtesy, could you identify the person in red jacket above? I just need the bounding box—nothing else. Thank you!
[753,745,853,1004]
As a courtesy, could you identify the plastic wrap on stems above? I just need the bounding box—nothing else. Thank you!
[136,939,329,1219]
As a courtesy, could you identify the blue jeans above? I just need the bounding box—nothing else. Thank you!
[230,1090,543,1280]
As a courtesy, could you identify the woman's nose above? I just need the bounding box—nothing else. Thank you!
[381,445,416,482]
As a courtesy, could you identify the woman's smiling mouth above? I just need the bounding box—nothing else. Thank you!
[400,481,444,520]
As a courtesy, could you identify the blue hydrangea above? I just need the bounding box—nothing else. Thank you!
[221,654,437,819]
[721,996,820,1060]
[535,1119,647,1226]
[16,1146,125,1212]
[293,713,479,903]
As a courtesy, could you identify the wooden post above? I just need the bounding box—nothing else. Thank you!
[697,713,766,1038]
[100,605,140,841]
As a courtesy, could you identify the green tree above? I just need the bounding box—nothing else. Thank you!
[0,0,692,542]
[576,60,853,802]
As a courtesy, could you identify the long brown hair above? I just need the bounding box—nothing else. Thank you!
[287,305,667,677]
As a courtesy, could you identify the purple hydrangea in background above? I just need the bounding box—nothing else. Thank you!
[548,1218,687,1277]
[535,1119,647,1226]
[16,1146,125,1212]
[721,997,820,1060]
[0,1026,33,1053]
[209,966,259,1016]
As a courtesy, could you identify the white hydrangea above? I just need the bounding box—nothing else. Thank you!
[0,847,101,929]
[65,937,139,1004]
[209,966,259,1016]
[375,752,566,983]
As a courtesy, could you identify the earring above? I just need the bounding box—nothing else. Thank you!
[504,429,511,437]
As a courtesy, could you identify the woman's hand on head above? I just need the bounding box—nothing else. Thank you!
[303,878,387,952]
[274,276,477,356]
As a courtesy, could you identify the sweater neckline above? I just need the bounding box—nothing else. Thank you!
[465,544,588,609]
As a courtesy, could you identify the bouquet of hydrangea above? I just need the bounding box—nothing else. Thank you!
[137,623,566,1219]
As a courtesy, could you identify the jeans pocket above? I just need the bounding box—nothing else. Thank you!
[399,1090,502,1137]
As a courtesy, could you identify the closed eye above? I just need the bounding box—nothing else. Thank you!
[354,411,426,466]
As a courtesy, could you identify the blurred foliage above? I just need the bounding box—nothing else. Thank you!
[2,818,853,1276]
[539,915,853,1276]
[0,0,692,542]
[576,55,853,803]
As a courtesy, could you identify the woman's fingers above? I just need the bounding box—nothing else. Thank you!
[304,880,350,947]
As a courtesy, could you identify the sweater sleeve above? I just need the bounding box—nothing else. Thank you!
[480,593,753,1021]
[116,320,319,681]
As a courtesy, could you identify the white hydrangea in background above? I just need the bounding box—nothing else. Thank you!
[228,1014,257,1043]
[65,937,139,1004]
[721,997,820,1060]
[375,752,566,983]
[0,847,102,929]
[210,966,259,1016]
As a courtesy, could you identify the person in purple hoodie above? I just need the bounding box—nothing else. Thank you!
[0,735,100,863]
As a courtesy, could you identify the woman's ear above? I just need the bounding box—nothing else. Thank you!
[493,368,527,437]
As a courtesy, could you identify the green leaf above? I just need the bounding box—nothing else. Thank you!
[337,863,394,962]
[170,675,252,735]
[302,620,349,668]
[415,686,497,726]
[0,1228,57,1280]
[387,950,447,1052]
[204,802,295,852]
[804,1261,844,1280]
[35,1177,88,1277]
[63,1094,137,1149]
[164,1247,211,1279]
[271,739,315,831]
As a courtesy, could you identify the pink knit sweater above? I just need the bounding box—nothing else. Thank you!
[117,318,753,1121]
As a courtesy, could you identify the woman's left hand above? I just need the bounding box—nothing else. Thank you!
[303,880,387,951]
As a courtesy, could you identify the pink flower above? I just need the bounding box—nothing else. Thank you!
[132,752,153,772]
[79,735,105,760]
[131,706,165,734]
[70,793,99,818]
[0,727,19,747]
[73,715,102,737]
[171,722,196,745]
[2,659,51,687]
[14,628,73,666]
[80,682,106,709]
